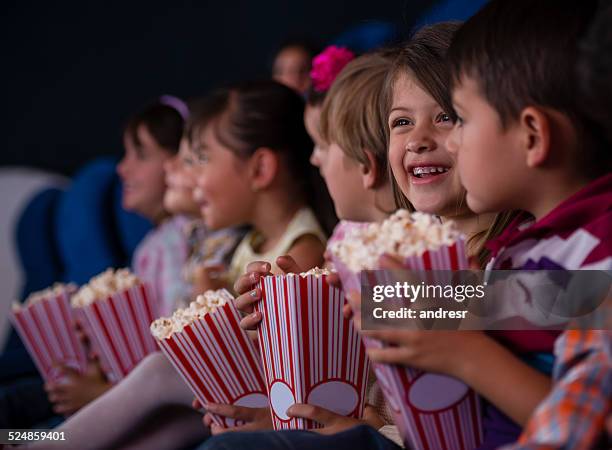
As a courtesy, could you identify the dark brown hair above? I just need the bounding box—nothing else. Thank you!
[384,23,517,267]
[448,0,608,177]
[124,101,185,154]
[190,80,337,235]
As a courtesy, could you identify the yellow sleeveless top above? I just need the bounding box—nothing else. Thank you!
[227,207,326,287]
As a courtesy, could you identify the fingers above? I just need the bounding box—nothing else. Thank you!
[234,287,261,315]
[245,261,271,274]
[203,413,214,427]
[204,403,256,421]
[193,398,202,410]
[234,270,264,296]
[286,403,335,425]
[239,311,262,330]
[326,272,342,289]
[345,291,362,317]
[365,346,413,365]
[275,255,302,274]
[361,329,416,344]
[342,303,353,319]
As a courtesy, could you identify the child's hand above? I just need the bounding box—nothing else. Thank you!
[202,404,272,435]
[234,256,302,330]
[286,404,380,435]
[361,329,489,380]
[192,263,228,294]
[44,361,111,416]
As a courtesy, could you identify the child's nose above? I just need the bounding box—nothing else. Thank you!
[405,135,437,154]
[117,157,130,179]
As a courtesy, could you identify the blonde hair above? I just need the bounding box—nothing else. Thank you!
[319,49,397,183]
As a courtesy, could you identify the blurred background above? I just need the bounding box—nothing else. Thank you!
[2,0,425,174]
[0,0,487,356]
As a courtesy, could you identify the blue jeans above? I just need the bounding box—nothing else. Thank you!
[198,425,403,450]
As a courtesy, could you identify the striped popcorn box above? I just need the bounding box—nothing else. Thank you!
[255,270,371,430]
[74,282,160,383]
[10,285,87,382]
[365,337,483,450]
[151,290,268,428]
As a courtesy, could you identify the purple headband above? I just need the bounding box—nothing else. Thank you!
[159,95,190,121]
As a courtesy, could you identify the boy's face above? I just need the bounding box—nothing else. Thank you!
[447,76,526,214]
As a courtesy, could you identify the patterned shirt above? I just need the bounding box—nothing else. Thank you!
[494,173,612,449]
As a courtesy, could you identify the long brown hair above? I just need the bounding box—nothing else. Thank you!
[384,23,518,267]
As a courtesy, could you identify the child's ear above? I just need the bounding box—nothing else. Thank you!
[360,150,379,190]
[249,147,278,190]
[519,106,550,168]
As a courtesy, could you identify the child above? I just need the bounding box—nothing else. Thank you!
[351,22,553,450]
[43,97,189,418]
[199,49,406,449]
[33,102,244,450]
[189,80,331,285]
[120,98,193,316]
[445,1,611,448]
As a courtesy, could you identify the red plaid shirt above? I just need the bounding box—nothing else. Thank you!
[502,330,611,450]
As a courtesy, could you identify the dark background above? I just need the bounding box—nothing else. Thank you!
[1,0,442,176]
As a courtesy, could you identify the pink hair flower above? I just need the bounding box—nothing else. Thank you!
[310,46,355,93]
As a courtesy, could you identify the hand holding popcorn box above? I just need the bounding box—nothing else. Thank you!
[255,269,370,430]
[329,211,483,450]
[151,290,268,428]
[71,268,159,383]
[10,283,87,382]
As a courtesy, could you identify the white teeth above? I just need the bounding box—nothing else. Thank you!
[412,166,448,176]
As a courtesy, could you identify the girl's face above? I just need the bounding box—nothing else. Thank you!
[163,138,199,217]
[118,124,173,221]
[192,124,254,230]
[305,104,367,220]
[388,73,465,216]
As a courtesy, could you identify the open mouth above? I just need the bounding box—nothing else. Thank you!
[411,166,450,178]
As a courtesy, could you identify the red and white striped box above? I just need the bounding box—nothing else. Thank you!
[329,214,483,449]
[10,286,87,382]
[255,273,371,430]
[153,297,268,428]
[365,338,483,450]
[74,282,159,383]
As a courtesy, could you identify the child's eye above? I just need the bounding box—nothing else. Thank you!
[391,118,413,128]
[456,116,464,128]
[436,112,452,123]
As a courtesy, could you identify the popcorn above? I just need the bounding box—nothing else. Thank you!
[150,289,233,340]
[14,283,77,310]
[71,268,140,307]
[10,283,86,381]
[329,210,463,272]
[69,268,158,382]
[152,289,268,427]
[299,267,331,277]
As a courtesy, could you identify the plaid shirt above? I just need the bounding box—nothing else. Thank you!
[502,330,611,450]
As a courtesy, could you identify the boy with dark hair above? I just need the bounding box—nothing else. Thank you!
[446,0,611,448]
